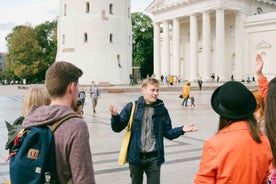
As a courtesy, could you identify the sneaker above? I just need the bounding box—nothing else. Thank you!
[93,109,96,113]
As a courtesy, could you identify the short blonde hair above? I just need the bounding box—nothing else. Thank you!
[142,77,159,88]
[22,85,51,117]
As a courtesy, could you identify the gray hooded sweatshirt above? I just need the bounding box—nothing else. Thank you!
[22,105,96,184]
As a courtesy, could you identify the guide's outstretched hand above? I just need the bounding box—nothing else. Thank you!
[183,124,198,132]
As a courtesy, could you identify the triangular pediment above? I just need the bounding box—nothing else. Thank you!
[256,40,272,49]
[145,0,164,12]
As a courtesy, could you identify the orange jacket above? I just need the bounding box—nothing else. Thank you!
[194,121,272,184]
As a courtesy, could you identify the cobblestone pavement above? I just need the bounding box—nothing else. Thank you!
[0,83,258,184]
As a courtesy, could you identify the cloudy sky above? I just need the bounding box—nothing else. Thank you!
[0,0,153,52]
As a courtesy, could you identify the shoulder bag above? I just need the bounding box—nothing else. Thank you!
[118,101,135,166]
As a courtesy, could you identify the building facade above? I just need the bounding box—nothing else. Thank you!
[146,0,276,81]
[56,0,132,85]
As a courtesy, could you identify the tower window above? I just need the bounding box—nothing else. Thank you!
[109,34,113,43]
[109,4,113,14]
[86,2,90,13]
[84,33,88,43]
[64,4,67,16]
[117,54,122,68]
[62,34,65,44]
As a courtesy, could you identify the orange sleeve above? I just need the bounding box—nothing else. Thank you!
[258,76,268,100]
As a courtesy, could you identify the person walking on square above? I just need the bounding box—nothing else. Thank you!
[194,81,272,184]
[198,77,203,90]
[89,80,100,114]
[129,74,134,86]
[109,77,198,184]
[190,96,195,107]
[22,61,96,184]
[181,82,190,107]
[78,87,86,108]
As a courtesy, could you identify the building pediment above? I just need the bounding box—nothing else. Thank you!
[256,40,272,49]
[145,0,194,13]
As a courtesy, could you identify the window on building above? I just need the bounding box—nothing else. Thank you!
[109,4,113,14]
[86,2,90,13]
[84,33,88,43]
[109,34,113,43]
[64,4,67,16]
[117,54,122,68]
[62,35,65,44]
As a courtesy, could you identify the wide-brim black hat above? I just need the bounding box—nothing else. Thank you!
[211,81,256,120]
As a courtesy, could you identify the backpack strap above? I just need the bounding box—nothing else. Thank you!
[48,114,80,132]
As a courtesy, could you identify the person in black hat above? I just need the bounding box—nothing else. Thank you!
[194,81,272,184]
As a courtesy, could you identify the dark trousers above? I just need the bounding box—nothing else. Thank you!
[129,157,160,184]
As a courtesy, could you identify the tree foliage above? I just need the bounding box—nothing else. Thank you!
[5,19,57,83]
[131,12,153,78]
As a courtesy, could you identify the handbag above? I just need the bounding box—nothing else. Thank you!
[118,101,135,166]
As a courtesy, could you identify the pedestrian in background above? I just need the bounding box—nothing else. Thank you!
[194,81,272,183]
[181,82,190,107]
[78,87,86,108]
[89,81,100,114]
[198,77,203,90]
[109,77,198,184]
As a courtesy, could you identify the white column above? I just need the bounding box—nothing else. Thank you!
[163,20,170,75]
[154,22,161,79]
[215,9,225,80]
[172,18,180,76]
[190,14,198,81]
[202,11,211,81]
[235,12,246,81]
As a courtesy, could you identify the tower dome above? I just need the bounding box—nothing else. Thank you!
[56,0,132,85]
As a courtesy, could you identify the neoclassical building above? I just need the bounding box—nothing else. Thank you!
[146,0,276,81]
[56,0,132,85]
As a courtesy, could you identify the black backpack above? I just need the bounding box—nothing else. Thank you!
[8,114,79,184]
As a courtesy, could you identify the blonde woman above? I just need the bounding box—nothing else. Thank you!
[22,85,51,116]
[5,85,51,150]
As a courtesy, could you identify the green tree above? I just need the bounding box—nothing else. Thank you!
[131,12,153,78]
[5,19,57,83]
[6,25,43,82]
[34,20,57,81]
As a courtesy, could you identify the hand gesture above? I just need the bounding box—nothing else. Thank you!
[183,124,198,132]
[256,54,263,75]
[109,105,118,116]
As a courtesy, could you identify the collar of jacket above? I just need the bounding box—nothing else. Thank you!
[219,121,248,134]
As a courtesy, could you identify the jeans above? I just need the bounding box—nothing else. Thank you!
[129,157,160,184]
[182,97,189,106]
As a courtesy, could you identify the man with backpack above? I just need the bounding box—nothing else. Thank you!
[22,61,96,183]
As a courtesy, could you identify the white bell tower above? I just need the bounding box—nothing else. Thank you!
[56,0,132,85]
